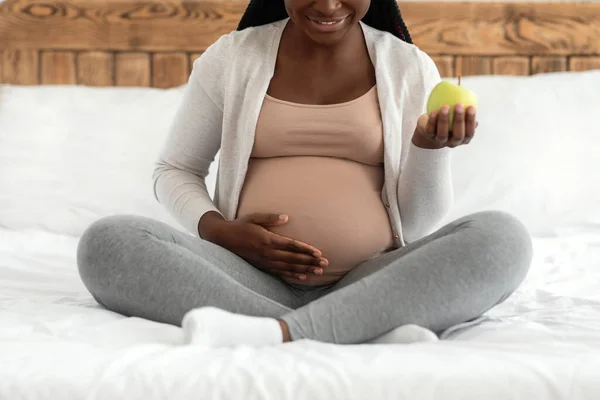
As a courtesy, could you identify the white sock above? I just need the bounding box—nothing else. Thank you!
[182,307,283,348]
[367,324,439,344]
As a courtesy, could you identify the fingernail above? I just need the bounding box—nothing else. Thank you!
[441,107,449,115]
[319,260,327,267]
[279,215,287,220]
[298,274,306,280]
[313,252,320,258]
[468,107,476,115]
[313,268,323,275]
[455,104,464,113]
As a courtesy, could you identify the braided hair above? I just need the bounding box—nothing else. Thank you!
[236,0,412,44]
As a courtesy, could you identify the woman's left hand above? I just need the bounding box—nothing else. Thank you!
[412,104,478,150]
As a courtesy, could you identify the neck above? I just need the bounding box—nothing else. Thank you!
[283,20,366,64]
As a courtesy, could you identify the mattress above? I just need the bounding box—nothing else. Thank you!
[1,227,600,400]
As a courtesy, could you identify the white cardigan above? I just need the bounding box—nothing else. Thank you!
[153,19,454,246]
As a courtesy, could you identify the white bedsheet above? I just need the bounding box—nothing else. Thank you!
[1,228,600,400]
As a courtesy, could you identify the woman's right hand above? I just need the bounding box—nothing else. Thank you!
[201,212,327,281]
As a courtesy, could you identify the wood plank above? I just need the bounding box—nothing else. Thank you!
[404,3,600,56]
[77,51,113,86]
[455,56,492,76]
[115,52,150,87]
[432,56,453,78]
[0,0,246,51]
[40,51,76,84]
[492,56,530,76]
[189,52,203,73]
[152,53,189,88]
[0,49,39,84]
[569,57,600,72]
[1,1,599,55]
[531,56,567,74]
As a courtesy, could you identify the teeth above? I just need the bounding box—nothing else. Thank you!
[309,18,343,26]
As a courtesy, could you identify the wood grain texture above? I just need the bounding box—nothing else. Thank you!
[531,56,567,74]
[1,49,39,84]
[569,57,600,72]
[403,3,600,56]
[1,1,599,55]
[0,0,246,51]
[40,51,76,84]
[77,51,113,86]
[115,52,150,87]
[189,52,203,72]
[492,56,530,75]
[455,56,492,76]
[2,1,598,87]
[152,53,189,88]
[432,56,454,78]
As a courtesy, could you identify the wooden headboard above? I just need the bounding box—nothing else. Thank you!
[1,0,599,87]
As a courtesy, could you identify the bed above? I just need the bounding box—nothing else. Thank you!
[1,1,600,399]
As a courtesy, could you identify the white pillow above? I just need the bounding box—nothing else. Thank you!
[1,70,598,238]
[441,70,600,235]
[0,84,192,236]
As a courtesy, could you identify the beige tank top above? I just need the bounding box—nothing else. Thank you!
[237,86,395,285]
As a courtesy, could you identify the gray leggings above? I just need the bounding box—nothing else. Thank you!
[77,210,532,344]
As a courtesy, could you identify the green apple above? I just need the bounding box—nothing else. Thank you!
[426,77,478,128]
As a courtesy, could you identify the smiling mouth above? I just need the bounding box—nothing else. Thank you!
[306,15,349,26]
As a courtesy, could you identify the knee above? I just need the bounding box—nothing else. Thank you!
[467,210,533,283]
[77,215,151,295]
[471,210,531,243]
[78,215,144,262]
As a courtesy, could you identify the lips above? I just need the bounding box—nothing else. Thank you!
[305,15,350,30]
[307,14,349,22]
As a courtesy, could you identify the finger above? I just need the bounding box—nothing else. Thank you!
[269,249,327,267]
[270,234,322,258]
[270,260,324,275]
[266,269,294,278]
[270,270,308,281]
[436,105,450,144]
[266,259,312,274]
[449,104,465,147]
[465,106,477,142]
[426,111,438,139]
[294,266,324,275]
[245,213,288,227]
[415,114,428,138]
[289,263,324,275]
[266,264,309,280]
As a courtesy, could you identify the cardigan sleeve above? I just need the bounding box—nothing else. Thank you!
[152,35,231,237]
[396,51,455,243]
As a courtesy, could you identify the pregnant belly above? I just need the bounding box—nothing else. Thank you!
[236,157,395,285]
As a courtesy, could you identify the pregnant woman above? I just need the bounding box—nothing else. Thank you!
[77,0,532,346]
